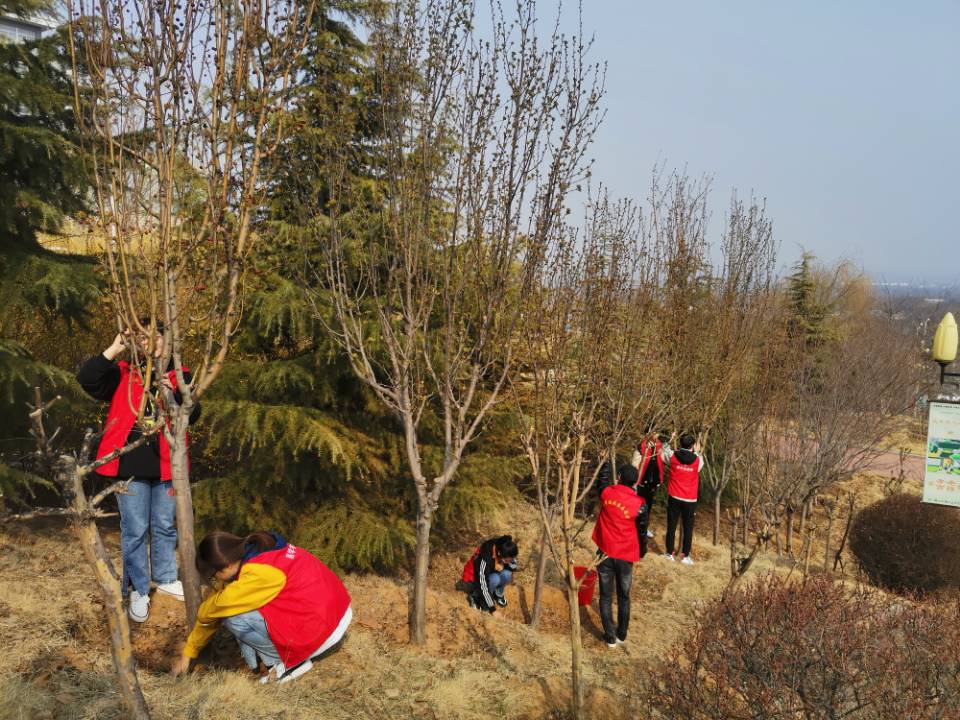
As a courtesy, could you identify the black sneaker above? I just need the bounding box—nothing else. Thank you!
[494,593,507,608]
[467,595,477,609]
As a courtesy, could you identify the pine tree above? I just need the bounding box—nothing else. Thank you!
[0,3,101,508]
[786,252,832,349]
[191,4,524,572]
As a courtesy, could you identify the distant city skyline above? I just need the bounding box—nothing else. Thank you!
[558,1,958,284]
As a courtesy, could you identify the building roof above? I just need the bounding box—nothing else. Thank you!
[0,14,50,31]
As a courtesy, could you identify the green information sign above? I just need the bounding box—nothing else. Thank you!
[924,401,960,508]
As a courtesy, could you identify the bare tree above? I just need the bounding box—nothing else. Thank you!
[309,0,604,645]
[515,193,663,720]
[2,389,154,718]
[700,194,778,543]
[740,263,922,555]
[68,0,313,623]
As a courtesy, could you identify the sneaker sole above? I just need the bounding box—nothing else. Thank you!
[156,588,185,601]
[278,660,313,684]
[128,610,148,623]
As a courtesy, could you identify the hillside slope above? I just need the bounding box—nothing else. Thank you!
[0,489,875,720]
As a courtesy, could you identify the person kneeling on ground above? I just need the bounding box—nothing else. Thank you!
[458,535,519,613]
[170,531,352,683]
[592,464,646,649]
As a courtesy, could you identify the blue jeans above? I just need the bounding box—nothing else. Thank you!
[117,478,178,596]
[487,568,512,597]
[223,610,280,670]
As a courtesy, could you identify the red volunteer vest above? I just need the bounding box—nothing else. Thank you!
[462,546,481,583]
[668,454,701,501]
[592,484,645,562]
[248,544,352,668]
[95,361,189,480]
[636,439,663,481]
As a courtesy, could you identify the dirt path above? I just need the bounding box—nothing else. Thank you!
[862,449,924,480]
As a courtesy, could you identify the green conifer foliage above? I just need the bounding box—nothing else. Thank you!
[190,4,525,571]
[0,5,101,509]
[0,7,87,247]
[787,252,833,349]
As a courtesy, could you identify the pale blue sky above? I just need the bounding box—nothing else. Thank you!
[563,1,959,283]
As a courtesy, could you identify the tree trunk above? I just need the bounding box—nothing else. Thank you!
[409,505,433,645]
[833,497,856,573]
[65,458,150,720]
[713,493,722,546]
[169,411,201,626]
[567,570,585,720]
[799,498,810,534]
[530,526,550,630]
[823,510,835,572]
[785,506,795,558]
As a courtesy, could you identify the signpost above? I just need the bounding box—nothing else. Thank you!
[924,312,960,508]
[923,401,960,508]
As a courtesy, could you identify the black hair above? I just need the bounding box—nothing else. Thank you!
[618,464,639,488]
[494,535,518,559]
[196,530,275,581]
[136,316,165,335]
[679,433,696,450]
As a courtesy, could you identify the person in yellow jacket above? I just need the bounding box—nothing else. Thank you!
[170,530,352,683]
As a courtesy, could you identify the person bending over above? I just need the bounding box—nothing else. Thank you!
[591,464,646,648]
[459,535,519,613]
[170,531,352,684]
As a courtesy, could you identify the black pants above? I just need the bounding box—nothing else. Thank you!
[636,487,656,557]
[665,496,696,557]
[597,557,633,644]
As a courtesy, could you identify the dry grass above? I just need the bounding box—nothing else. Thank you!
[0,495,883,720]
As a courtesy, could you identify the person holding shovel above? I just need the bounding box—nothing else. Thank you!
[591,464,646,648]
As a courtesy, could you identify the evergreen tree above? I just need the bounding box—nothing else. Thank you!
[191,4,523,572]
[0,2,100,508]
[786,252,832,349]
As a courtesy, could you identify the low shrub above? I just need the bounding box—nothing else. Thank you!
[644,573,959,719]
[850,492,960,594]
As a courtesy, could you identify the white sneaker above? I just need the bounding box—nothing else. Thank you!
[128,590,150,623]
[279,660,313,684]
[662,553,675,562]
[615,637,626,646]
[156,581,185,601]
[260,662,285,685]
[646,530,654,538]
[680,555,694,566]
[606,640,617,649]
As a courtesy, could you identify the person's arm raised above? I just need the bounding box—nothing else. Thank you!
[76,333,125,401]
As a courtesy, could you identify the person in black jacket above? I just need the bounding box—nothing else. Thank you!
[458,536,519,613]
[631,431,668,556]
[76,321,200,623]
